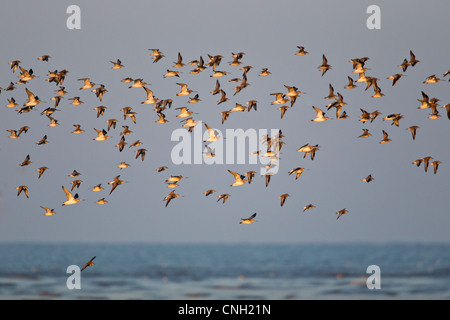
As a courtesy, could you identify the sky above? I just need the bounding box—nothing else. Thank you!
[0,0,449,244]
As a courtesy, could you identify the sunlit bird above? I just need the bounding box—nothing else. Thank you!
[227,170,247,186]
[318,54,331,76]
[96,198,108,205]
[81,256,96,272]
[217,194,230,204]
[362,174,374,183]
[62,185,82,206]
[297,143,319,160]
[40,206,55,216]
[303,204,316,212]
[430,160,441,175]
[19,154,31,167]
[336,208,348,220]
[16,185,29,198]
[406,126,419,140]
[278,194,290,207]
[91,184,104,192]
[164,190,182,207]
[240,213,257,224]
[379,130,391,144]
[311,106,331,122]
[110,59,124,69]
[204,189,216,196]
[93,128,111,141]
[288,167,308,180]
[78,78,95,90]
[295,46,308,56]
[108,175,126,195]
[358,129,372,138]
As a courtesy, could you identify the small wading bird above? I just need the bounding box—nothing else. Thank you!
[278,194,290,207]
[362,174,374,183]
[336,208,348,220]
[297,143,319,160]
[117,161,130,170]
[36,166,48,179]
[240,213,257,224]
[430,160,441,175]
[406,126,419,140]
[93,128,110,141]
[62,186,82,206]
[40,206,55,216]
[6,129,20,139]
[318,54,331,76]
[81,256,96,272]
[19,154,31,167]
[38,55,51,62]
[379,130,391,144]
[111,59,123,69]
[164,190,182,207]
[303,204,315,212]
[204,189,216,196]
[108,175,126,195]
[288,167,308,180]
[16,185,29,198]
[359,129,372,138]
[387,73,406,86]
[91,184,104,192]
[311,106,331,122]
[295,46,308,56]
[217,194,230,204]
[96,198,108,205]
[72,124,84,134]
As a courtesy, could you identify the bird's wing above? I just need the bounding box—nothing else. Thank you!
[25,88,35,100]
[313,106,323,116]
[227,170,240,180]
[62,186,74,200]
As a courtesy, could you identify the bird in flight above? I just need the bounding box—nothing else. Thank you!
[240,213,257,224]
[406,126,419,140]
[430,160,441,175]
[204,123,222,142]
[227,170,247,186]
[16,185,29,198]
[110,59,124,69]
[379,130,391,144]
[336,208,348,220]
[81,256,96,272]
[204,189,216,196]
[62,186,82,206]
[40,206,56,216]
[278,194,290,207]
[303,204,316,212]
[93,128,111,141]
[318,54,331,76]
[295,46,308,56]
[217,194,230,204]
[108,175,126,195]
[163,190,182,207]
[297,144,319,160]
[19,154,31,167]
[311,106,331,122]
[288,167,308,180]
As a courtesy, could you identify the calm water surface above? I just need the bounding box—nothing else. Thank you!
[0,243,449,299]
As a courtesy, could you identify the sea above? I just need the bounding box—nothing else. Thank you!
[0,242,449,300]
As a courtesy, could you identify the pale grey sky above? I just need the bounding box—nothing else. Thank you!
[0,0,449,243]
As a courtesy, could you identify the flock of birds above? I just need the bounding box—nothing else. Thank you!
[2,46,449,229]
